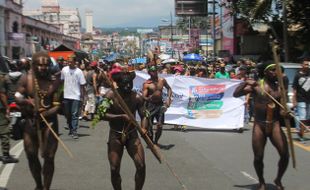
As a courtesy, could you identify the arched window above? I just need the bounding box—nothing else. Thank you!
[12,21,18,33]
[50,15,53,22]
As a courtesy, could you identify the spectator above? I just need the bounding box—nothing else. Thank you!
[82,61,99,120]
[215,63,230,79]
[292,58,310,141]
[61,55,86,140]
[0,69,19,164]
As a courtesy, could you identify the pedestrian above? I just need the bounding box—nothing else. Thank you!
[0,69,19,164]
[236,65,250,124]
[15,51,61,190]
[215,63,230,79]
[142,64,172,145]
[101,69,147,190]
[233,61,289,190]
[61,55,86,139]
[292,57,310,141]
[82,61,99,120]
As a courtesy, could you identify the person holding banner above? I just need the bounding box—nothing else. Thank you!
[233,61,289,190]
[142,65,172,145]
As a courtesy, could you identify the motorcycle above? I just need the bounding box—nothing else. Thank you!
[9,102,24,140]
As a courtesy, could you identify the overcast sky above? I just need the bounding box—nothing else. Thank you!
[23,0,175,28]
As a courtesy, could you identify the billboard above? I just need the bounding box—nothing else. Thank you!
[175,0,208,16]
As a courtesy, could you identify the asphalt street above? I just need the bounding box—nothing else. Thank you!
[1,116,310,190]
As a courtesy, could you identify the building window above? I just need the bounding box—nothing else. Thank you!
[50,15,53,22]
[12,21,18,33]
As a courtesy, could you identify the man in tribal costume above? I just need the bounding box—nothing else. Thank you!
[102,68,147,190]
[233,61,290,190]
[142,65,172,145]
[15,52,61,190]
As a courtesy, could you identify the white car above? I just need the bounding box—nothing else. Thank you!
[281,62,301,109]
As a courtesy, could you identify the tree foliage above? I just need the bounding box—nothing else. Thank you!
[231,0,310,57]
[176,16,209,31]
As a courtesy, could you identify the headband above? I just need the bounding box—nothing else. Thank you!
[264,64,276,71]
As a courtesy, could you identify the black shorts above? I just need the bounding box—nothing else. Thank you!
[145,102,165,125]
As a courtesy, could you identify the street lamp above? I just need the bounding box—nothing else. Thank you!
[161,11,174,58]
[208,0,218,57]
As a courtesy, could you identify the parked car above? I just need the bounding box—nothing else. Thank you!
[281,62,301,127]
[0,55,11,74]
[281,62,301,108]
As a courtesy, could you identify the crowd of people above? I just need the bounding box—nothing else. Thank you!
[0,51,309,190]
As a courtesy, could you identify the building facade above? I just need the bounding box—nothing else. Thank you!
[23,0,82,39]
[0,0,79,58]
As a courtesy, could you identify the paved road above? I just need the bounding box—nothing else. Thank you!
[1,116,310,190]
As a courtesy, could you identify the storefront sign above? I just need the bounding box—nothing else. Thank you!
[8,33,25,41]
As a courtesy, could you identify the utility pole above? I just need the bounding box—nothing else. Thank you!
[170,12,174,58]
[212,0,216,57]
[188,16,191,46]
[282,0,289,62]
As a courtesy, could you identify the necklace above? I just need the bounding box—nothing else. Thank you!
[34,77,50,108]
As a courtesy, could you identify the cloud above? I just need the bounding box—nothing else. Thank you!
[23,0,175,27]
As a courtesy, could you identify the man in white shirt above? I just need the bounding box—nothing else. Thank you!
[61,55,86,139]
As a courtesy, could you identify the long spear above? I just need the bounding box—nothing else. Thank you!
[261,88,308,130]
[272,41,296,168]
[40,113,74,158]
[99,69,162,163]
[31,65,43,153]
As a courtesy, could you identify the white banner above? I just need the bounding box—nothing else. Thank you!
[133,71,245,130]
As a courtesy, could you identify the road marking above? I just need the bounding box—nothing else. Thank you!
[0,141,24,187]
[293,141,310,151]
[241,171,258,183]
[282,129,310,152]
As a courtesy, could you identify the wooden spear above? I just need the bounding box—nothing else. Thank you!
[100,69,162,163]
[40,113,74,158]
[31,67,43,153]
[272,41,296,168]
[261,88,308,130]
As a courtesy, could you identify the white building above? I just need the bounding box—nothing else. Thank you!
[85,10,93,34]
[23,0,82,39]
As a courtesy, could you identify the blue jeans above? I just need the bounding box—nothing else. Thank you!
[64,99,81,134]
[295,102,310,131]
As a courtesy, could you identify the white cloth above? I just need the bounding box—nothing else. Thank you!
[84,93,96,113]
[61,66,86,101]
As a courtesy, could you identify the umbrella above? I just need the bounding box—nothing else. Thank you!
[158,53,171,60]
[183,53,203,62]
[104,53,120,62]
[162,58,178,64]
[130,57,147,65]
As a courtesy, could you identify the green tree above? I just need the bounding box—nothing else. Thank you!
[230,0,310,60]
[176,16,209,32]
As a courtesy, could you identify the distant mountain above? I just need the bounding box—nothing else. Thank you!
[99,27,158,35]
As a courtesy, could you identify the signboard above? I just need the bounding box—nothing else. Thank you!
[175,0,208,16]
[222,0,235,55]
[190,28,200,49]
[8,33,25,41]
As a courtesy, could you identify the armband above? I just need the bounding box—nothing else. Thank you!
[52,102,61,106]
[15,92,24,99]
